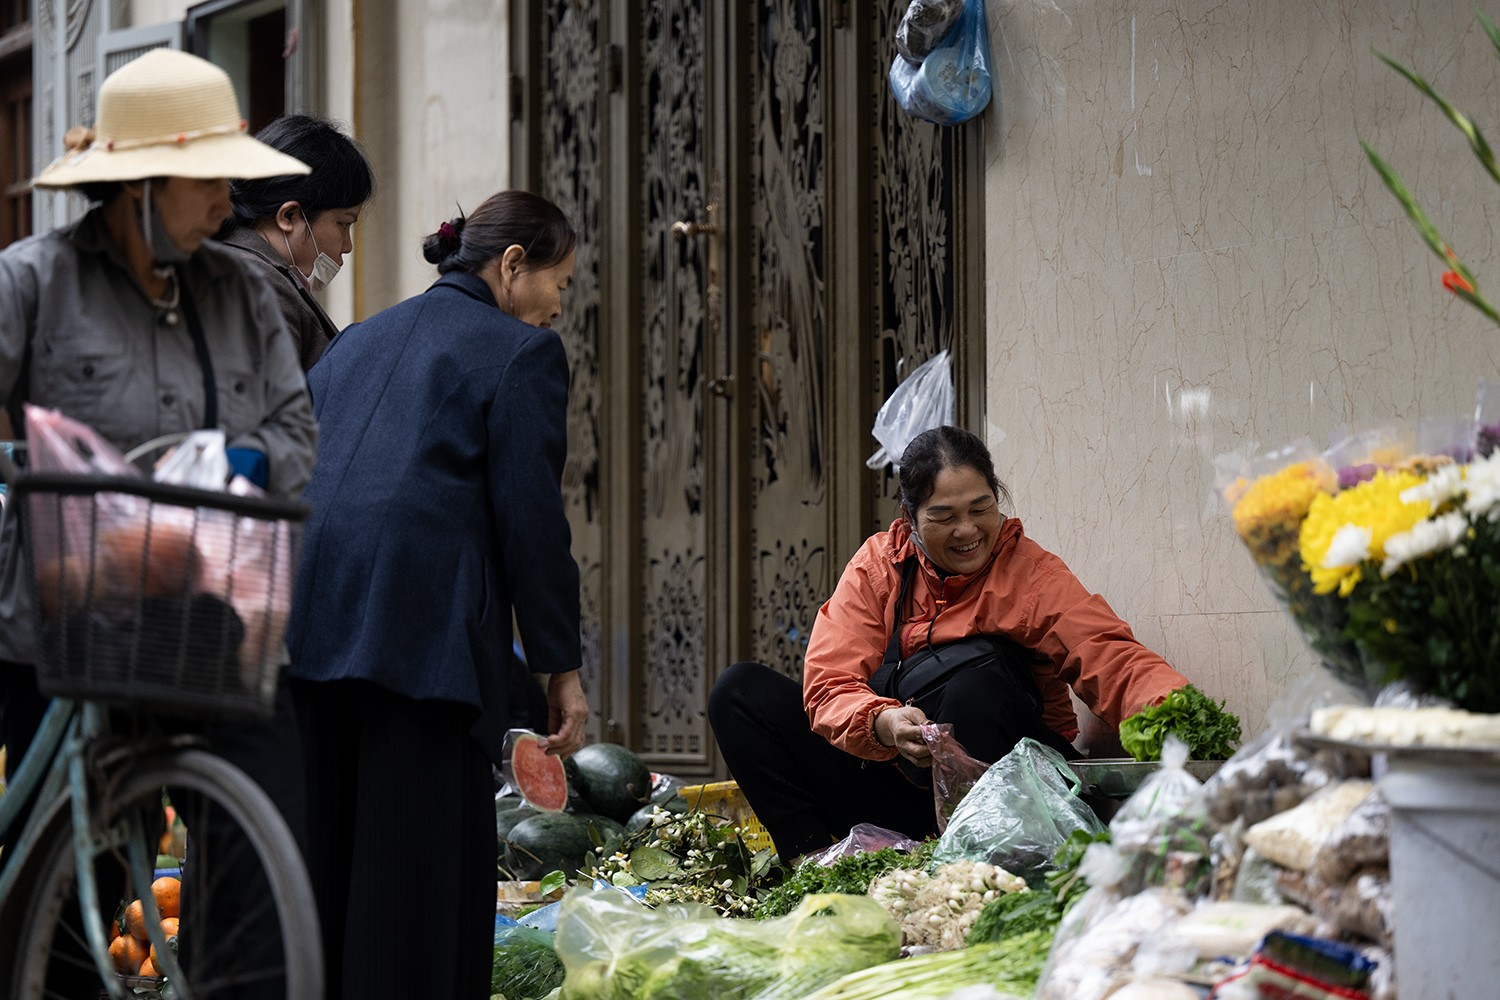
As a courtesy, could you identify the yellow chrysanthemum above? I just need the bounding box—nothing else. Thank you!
[1230,462,1333,570]
[1299,470,1430,596]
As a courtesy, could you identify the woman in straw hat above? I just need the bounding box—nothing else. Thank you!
[0,48,318,996]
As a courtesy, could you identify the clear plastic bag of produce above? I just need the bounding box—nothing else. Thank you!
[932,738,1106,877]
[1108,736,1215,897]
[553,888,900,999]
[888,0,993,125]
[492,923,566,1000]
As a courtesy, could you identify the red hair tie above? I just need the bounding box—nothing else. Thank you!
[439,221,458,244]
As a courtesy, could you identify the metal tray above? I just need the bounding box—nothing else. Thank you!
[1069,757,1226,799]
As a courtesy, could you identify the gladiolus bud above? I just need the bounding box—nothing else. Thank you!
[1442,269,1475,295]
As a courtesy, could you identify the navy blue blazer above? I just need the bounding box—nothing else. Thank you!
[287,272,581,758]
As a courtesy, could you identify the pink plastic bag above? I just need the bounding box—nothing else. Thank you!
[922,722,991,833]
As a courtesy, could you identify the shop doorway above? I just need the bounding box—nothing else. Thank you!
[511,0,985,777]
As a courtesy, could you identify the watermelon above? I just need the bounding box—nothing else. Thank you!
[495,803,539,840]
[511,732,568,812]
[504,812,595,880]
[568,743,652,823]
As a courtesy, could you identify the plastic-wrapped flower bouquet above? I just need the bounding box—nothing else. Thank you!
[1224,429,1500,712]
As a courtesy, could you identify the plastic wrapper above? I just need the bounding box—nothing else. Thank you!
[553,889,900,999]
[1152,900,1315,964]
[1108,737,1214,897]
[887,0,992,126]
[867,349,953,470]
[1308,790,1388,886]
[1276,867,1392,949]
[491,923,566,1000]
[932,738,1106,877]
[1243,781,1374,874]
[1034,852,1193,1000]
[803,823,919,868]
[924,722,990,833]
[1478,377,1500,457]
[895,0,964,63]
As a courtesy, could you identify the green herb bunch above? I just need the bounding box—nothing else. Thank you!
[754,841,936,919]
[1119,685,1242,762]
[582,805,776,916]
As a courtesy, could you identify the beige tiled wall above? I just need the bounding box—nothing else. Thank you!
[983,1,1500,734]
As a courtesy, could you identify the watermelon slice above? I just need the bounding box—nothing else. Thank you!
[511,732,568,812]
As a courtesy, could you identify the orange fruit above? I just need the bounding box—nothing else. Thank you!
[139,955,159,977]
[123,899,149,941]
[160,917,179,938]
[151,876,181,919]
[108,934,147,974]
[107,918,120,943]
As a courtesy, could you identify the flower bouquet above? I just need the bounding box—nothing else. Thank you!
[1223,418,1500,712]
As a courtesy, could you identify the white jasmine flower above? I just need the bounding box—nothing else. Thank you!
[1463,453,1500,521]
[1381,511,1470,576]
[1322,524,1372,569]
[1401,464,1466,505]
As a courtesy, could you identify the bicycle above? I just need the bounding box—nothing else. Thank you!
[0,445,324,999]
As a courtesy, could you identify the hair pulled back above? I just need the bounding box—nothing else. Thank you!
[896,425,1010,516]
[421,190,575,276]
[228,115,374,226]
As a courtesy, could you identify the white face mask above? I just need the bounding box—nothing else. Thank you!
[283,210,342,291]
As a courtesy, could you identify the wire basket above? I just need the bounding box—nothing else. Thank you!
[7,464,306,722]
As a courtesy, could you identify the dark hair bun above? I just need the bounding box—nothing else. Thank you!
[420,215,466,265]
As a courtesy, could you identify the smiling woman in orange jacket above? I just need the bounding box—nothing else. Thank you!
[709,425,1189,859]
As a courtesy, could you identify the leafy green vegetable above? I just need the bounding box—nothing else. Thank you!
[753,841,936,919]
[965,889,1061,945]
[492,926,565,1000]
[1119,684,1242,762]
[803,929,1054,999]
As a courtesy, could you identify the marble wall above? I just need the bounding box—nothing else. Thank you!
[983,0,1500,734]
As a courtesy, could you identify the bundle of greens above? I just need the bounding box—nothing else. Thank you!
[753,841,935,919]
[491,925,565,1000]
[1119,685,1242,762]
[802,929,1053,1000]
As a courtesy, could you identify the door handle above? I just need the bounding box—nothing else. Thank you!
[671,219,719,240]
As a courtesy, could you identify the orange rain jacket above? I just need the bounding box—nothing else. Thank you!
[803,517,1190,762]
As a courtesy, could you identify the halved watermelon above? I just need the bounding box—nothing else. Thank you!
[511,732,568,812]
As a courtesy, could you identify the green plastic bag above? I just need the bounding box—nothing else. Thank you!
[933,738,1107,877]
[553,888,900,999]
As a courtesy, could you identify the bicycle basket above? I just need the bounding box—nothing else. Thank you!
[9,468,306,722]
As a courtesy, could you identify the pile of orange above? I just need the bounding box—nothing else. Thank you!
[107,875,180,978]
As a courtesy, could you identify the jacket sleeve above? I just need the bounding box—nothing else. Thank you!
[1020,542,1189,728]
[802,542,903,761]
[487,330,581,677]
[227,274,317,498]
[0,242,39,413]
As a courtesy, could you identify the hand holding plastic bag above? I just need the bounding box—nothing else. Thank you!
[933,738,1107,877]
[923,722,990,833]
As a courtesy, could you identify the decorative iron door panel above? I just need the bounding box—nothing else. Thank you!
[516,0,981,777]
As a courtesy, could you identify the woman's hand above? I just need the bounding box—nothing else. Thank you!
[540,670,588,757]
[874,705,934,767]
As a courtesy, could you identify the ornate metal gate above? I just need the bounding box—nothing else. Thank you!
[512,0,982,776]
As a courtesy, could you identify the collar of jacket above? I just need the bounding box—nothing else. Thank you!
[67,205,239,283]
[431,270,499,309]
[886,514,1017,589]
[218,224,299,279]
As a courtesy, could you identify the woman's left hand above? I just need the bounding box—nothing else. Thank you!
[540,669,588,757]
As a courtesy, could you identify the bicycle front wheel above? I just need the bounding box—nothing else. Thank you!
[12,747,323,1000]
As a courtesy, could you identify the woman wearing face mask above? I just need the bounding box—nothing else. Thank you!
[0,48,317,995]
[709,425,1194,861]
[218,115,374,371]
[286,190,587,999]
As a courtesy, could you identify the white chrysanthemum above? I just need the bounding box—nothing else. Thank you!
[1463,453,1500,521]
[1381,511,1470,576]
[1322,524,1372,569]
[1401,464,1466,505]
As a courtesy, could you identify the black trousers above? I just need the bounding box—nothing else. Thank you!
[294,678,494,1000]
[707,658,1077,861]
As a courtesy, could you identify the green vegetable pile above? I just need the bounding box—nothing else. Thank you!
[754,841,936,919]
[803,929,1053,1000]
[1119,684,1242,762]
[491,925,565,1000]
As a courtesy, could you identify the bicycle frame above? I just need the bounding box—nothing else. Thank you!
[0,699,195,999]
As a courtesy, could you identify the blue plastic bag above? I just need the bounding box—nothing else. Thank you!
[889,0,993,126]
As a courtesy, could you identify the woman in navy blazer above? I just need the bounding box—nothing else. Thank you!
[287,190,586,1000]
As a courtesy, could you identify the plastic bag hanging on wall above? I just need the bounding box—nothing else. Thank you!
[866,348,954,470]
[889,0,994,126]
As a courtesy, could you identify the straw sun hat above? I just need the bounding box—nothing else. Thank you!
[33,48,309,189]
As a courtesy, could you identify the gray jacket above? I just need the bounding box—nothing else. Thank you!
[218,225,341,371]
[0,207,317,663]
